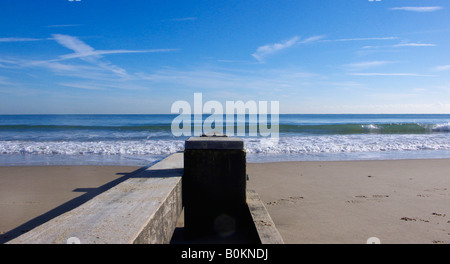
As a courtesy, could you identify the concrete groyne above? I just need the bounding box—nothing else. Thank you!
[8,137,283,244]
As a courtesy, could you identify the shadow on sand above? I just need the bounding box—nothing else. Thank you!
[0,166,149,244]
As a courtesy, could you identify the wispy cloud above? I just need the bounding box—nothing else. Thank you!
[329,37,398,42]
[362,42,436,50]
[300,35,326,44]
[343,61,394,70]
[390,6,443,12]
[393,43,436,47]
[0,76,13,85]
[137,66,319,93]
[50,34,178,78]
[321,36,399,51]
[349,72,434,77]
[251,35,324,63]
[50,34,129,78]
[0,37,42,42]
[52,34,98,59]
[435,65,450,71]
[163,17,197,22]
[0,58,21,68]
[59,81,149,91]
[252,36,300,63]
[52,34,178,60]
[58,82,107,90]
[1,34,179,82]
[45,24,82,28]
[59,48,178,60]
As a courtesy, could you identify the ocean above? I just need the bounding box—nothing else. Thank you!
[0,114,450,166]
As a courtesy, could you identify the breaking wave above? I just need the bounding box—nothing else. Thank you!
[2,134,450,156]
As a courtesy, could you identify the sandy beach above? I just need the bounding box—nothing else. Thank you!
[0,165,142,243]
[1,159,449,244]
[247,159,450,244]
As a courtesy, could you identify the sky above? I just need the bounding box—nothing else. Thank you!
[0,0,450,114]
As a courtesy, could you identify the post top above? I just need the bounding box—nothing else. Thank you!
[185,136,244,150]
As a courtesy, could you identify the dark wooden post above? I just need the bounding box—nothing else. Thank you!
[183,136,247,239]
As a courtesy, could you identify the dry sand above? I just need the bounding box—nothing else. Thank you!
[1,159,449,244]
[0,166,142,243]
[247,159,450,244]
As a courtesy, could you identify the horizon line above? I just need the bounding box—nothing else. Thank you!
[1,113,449,115]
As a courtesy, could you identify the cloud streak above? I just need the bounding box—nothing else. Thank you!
[0,76,13,85]
[252,35,324,63]
[343,61,394,70]
[435,65,450,71]
[393,43,436,47]
[349,72,434,77]
[1,34,180,82]
[329,37,398,42]
[252,36,300,63]
[362,42,437,50]
[390,6,443,12]
[300,35,325,44]
[45,24,82,28]
[50,34,178,78]
[50,34,130,78]
[0,37,42,42]
[52,34,178,60]
[58,48,179,60]
[137,66,319,93]
[162,17,198,22]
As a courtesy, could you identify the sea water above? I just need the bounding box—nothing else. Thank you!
[0,114,449,166]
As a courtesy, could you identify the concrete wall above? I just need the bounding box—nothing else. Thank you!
[8,153,183,244]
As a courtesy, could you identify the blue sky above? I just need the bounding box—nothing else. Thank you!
[0,0,449,114]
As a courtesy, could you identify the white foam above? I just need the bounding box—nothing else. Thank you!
[0,140,185,155]
[1,134,450,157]
[361,124,381,130]
[431,123,450,132]
[243,134,450,154]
